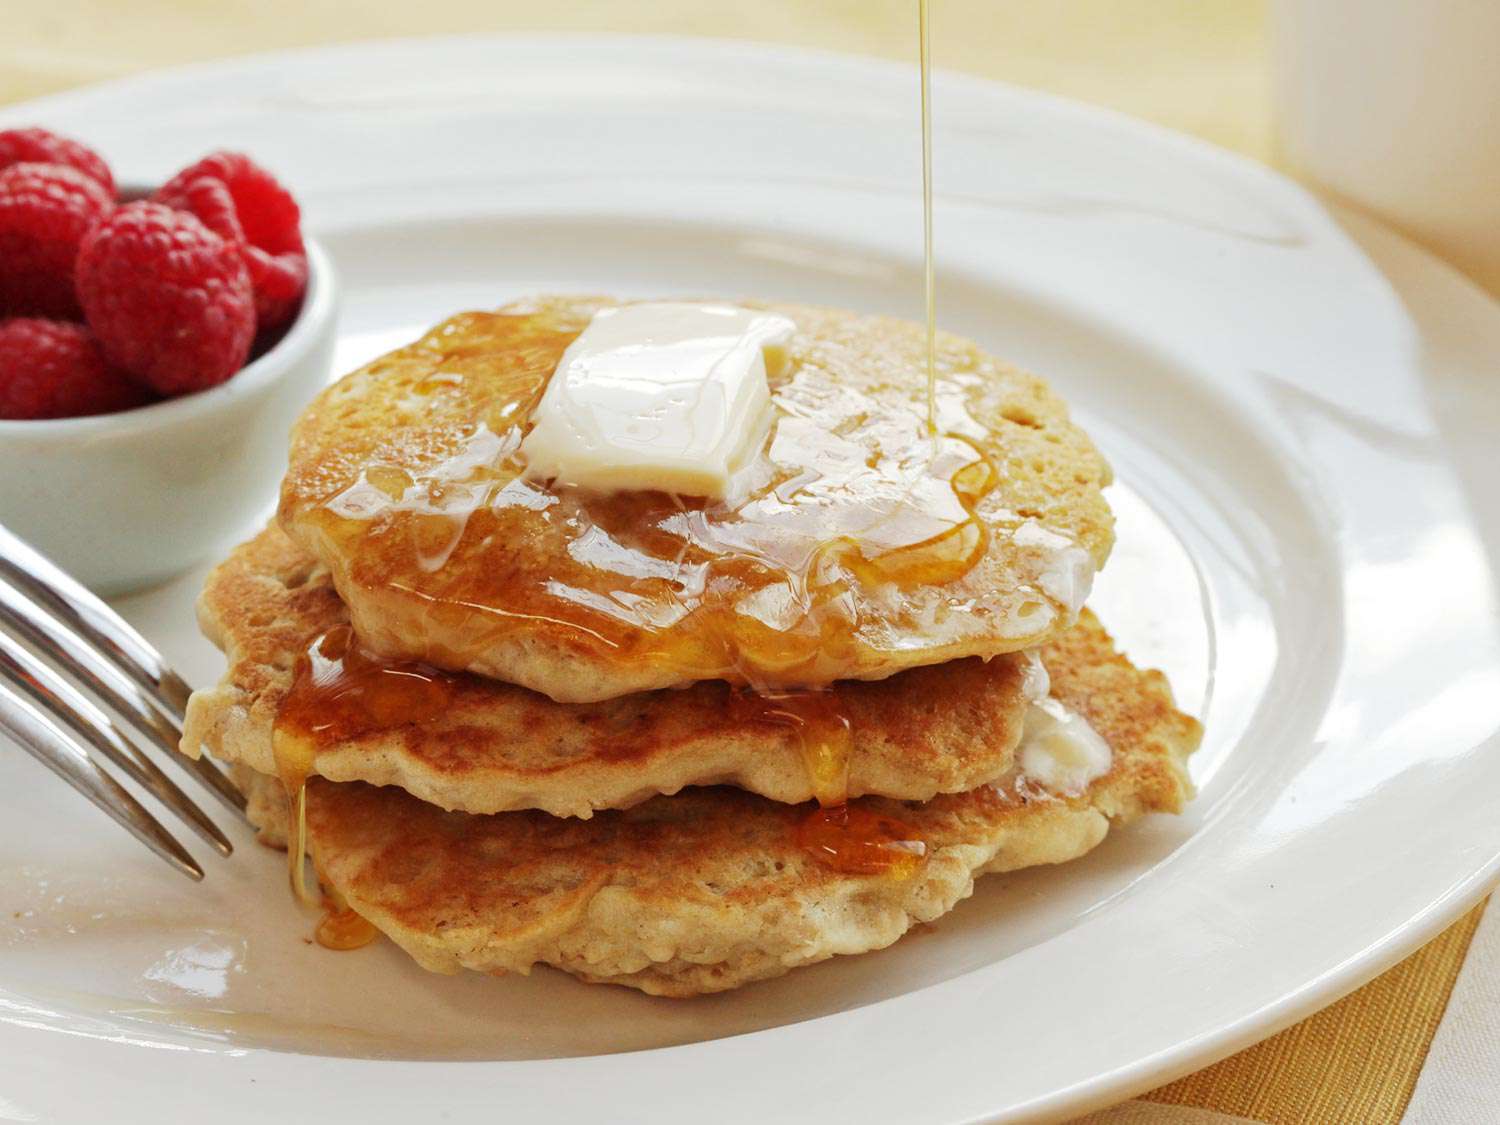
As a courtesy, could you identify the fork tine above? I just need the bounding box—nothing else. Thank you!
[165,744,250,816]
[0,678,203,881]
[0,524,193,721]
[0,631,233,857]
[0,581,248,820]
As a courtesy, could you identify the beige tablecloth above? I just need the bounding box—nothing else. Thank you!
[4,4,1494,1121]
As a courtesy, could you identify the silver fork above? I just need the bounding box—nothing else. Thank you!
[0,523,244,880]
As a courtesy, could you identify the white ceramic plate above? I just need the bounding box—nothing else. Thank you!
[3,36,1499,1124]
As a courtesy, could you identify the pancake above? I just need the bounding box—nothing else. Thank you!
[183,525,1037,817]
[234,611,1199,996]
[277,296,1114,703]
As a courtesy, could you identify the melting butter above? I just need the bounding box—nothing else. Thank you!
[1019,649,1051,703]
[1013,520,1096,616]
[1016,697,1112,795]
[520,303,795,499]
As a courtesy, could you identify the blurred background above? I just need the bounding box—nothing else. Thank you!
[12,1,1500,296]
[8,0,1500,300]
[3,1,1271,156]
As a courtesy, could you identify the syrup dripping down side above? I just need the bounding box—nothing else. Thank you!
[729,687,854,808]
[270,623,931,891]
[272,626,455,947]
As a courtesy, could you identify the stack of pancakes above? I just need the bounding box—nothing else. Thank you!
[181,296,1202,996]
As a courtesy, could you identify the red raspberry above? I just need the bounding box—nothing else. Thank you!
[0,318,152,420]
[0,162,114,318]
[76,202,255,395]
[154,152,307,331]
[0,128,115,194]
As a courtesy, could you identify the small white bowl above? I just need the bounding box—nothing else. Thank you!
[0,237,338,595]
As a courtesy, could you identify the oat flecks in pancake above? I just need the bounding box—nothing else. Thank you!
[185,525,1032,816]
[277,296,1115,702]
[234,611,1199,997]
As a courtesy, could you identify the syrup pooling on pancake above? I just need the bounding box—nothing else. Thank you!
[795,804,928,877]
[781,651,1109,873]
[280,300,1109,703]
[268,636,905,885]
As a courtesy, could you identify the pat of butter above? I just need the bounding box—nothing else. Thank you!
[1017,698,1112,794]
[520,303,795,499]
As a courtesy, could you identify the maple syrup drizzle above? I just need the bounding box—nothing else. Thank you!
[273,8,983,890]
[272,626,454,926]
[287,784,313,906]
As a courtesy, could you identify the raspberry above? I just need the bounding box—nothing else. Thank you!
[0,162,114,318]
[154,152,307,331]
[0,128,115,194]
[76,202,255,395]
[0,318,151,420]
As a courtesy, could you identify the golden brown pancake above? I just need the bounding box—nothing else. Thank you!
[183,525,1036,817]
[277,296,1114,702]
[234,611,1199,996]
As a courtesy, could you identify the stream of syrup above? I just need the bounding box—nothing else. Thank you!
[920,0,937,432]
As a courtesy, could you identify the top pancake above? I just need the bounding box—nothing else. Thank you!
[278,296,1114,702]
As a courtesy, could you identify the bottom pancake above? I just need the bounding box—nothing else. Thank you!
[235,612,1201,997]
